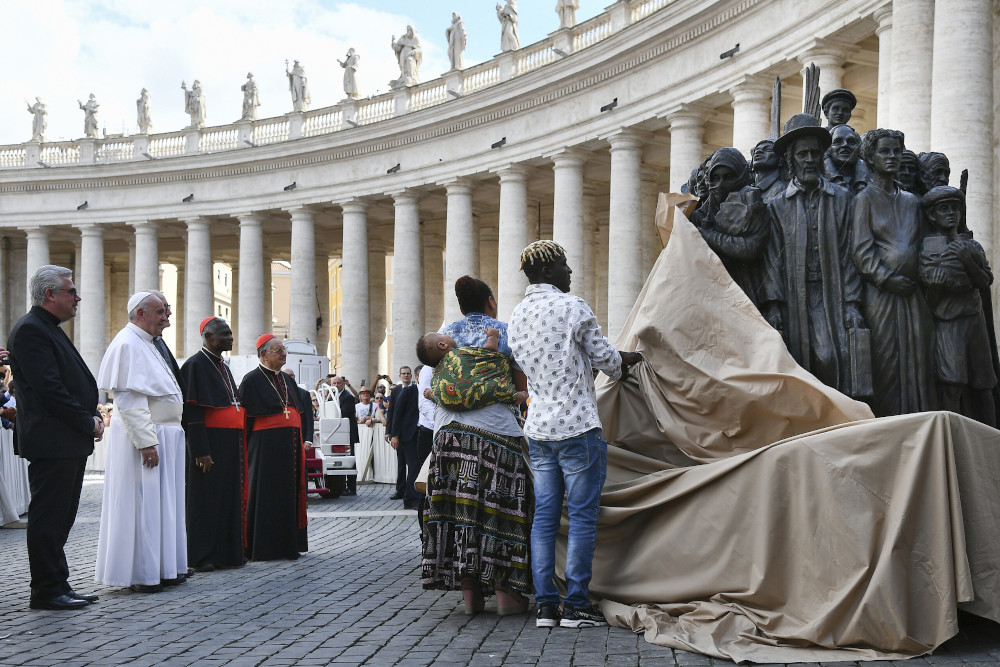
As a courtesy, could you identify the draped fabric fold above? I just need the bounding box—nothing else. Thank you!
[581,206,1000,662]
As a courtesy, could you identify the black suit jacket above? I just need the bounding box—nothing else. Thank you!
[8,306,99,460]
[387,384,419,443]
[337,389,359,443]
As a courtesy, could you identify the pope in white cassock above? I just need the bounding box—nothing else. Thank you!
[95,292,187,592]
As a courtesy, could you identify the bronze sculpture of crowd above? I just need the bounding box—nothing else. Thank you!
[683,84,1000,428]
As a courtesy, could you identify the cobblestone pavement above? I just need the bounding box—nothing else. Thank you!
[1,476,998,666]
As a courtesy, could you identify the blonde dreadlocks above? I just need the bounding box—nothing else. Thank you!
[519,240,566,272]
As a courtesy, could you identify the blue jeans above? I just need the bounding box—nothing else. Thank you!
[527,428,607,610]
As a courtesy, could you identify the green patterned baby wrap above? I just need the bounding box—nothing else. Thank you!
[430,347,519,412]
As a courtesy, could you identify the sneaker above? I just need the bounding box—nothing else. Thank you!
[536,603,561,628]
[559,604,608,628]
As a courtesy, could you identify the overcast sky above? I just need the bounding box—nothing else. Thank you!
[0,0,609,145]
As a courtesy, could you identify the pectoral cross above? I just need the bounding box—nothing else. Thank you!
[283,406,290,419]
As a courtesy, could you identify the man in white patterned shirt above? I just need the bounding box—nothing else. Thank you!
[508,240,642,630]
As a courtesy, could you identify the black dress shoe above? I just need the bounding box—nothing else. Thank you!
[161,575,187,587]
[192,563,215,573]
[403,500,420,510]
[29,594,89,610]
[66,590,99,603]
[130,584,163,594]
[389,492,405,500]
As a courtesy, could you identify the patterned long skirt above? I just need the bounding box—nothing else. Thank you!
[421,422,533,596]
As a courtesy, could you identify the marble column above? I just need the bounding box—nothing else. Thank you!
[931,0,994,256]
[391,191,423,370]
[443,178,478,325]
[263,256,273,337]
[607,130,644,341]
[236,212,265,354]
[551,149,586,296]
[730,77,772,157]
[78,224,105,375]
[496,165,530,320]
[24,226,51,304]
[423,234,445,333]
[315,251,330,358]
[874,4,893,129]
[184,218,213,358]
[132,221,159,292]
[641,172,661,278]
[595,213,610,332]
[890,0,934,151]
[582,194,598,307]
[479,224,499,299]
[288,206,318,344]
[175,267,185,357]
[368,245,387,378]
[340,199,370,382]
[127,240,136,296]
[667,108,706,193]
[0,237,7,346]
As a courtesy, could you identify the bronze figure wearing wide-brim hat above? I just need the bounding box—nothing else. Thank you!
[773,113,832,156]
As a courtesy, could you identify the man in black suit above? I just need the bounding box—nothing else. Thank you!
[329,376,359,495]
[386,366,421,509]
[8,265,104,610]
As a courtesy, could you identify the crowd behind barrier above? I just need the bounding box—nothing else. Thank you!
[0,428,30,519]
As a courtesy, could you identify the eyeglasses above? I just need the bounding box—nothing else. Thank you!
[52,287,78,296]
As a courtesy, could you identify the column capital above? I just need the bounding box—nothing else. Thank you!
[549,147,587,168]
[284,205,316,221]
[494,164,529,183]
[665,104,710,130]
[729,76,773,104]
[22,225,52,238]
[797,38,856,67]
[440,177,474,194]
[131,220,158,231]
[75,223,104,236]
[233,211,266,224]
[389,189,421,206]
[606,128,645,152]
[182,216,209,228]
[873,3,892,31]
[339,199,369,215]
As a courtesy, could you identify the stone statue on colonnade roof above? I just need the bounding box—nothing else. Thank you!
[338,49,361,100]
[446,13,466,71]
[497,0,521,52]
[78,94,99,139]
[136,88,152,134]
[556,0,579,29]
[286,60,311,112]
[26,97,47,142]
[181,80,207,129]
[241,73,260,121]
[390,26,422,89]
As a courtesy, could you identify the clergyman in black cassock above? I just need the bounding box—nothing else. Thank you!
[180,317,247,571]
[238,335,308,561]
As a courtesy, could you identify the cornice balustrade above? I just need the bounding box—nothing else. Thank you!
[0,0,666,170]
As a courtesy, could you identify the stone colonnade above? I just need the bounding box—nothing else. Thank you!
[2,1,996,382]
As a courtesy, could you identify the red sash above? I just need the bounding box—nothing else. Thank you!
[203,405,246,430]
[250,407,302,431]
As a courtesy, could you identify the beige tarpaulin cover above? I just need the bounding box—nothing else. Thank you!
[575,198,1000,662]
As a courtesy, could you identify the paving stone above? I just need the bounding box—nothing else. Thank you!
[3,479,999,666]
